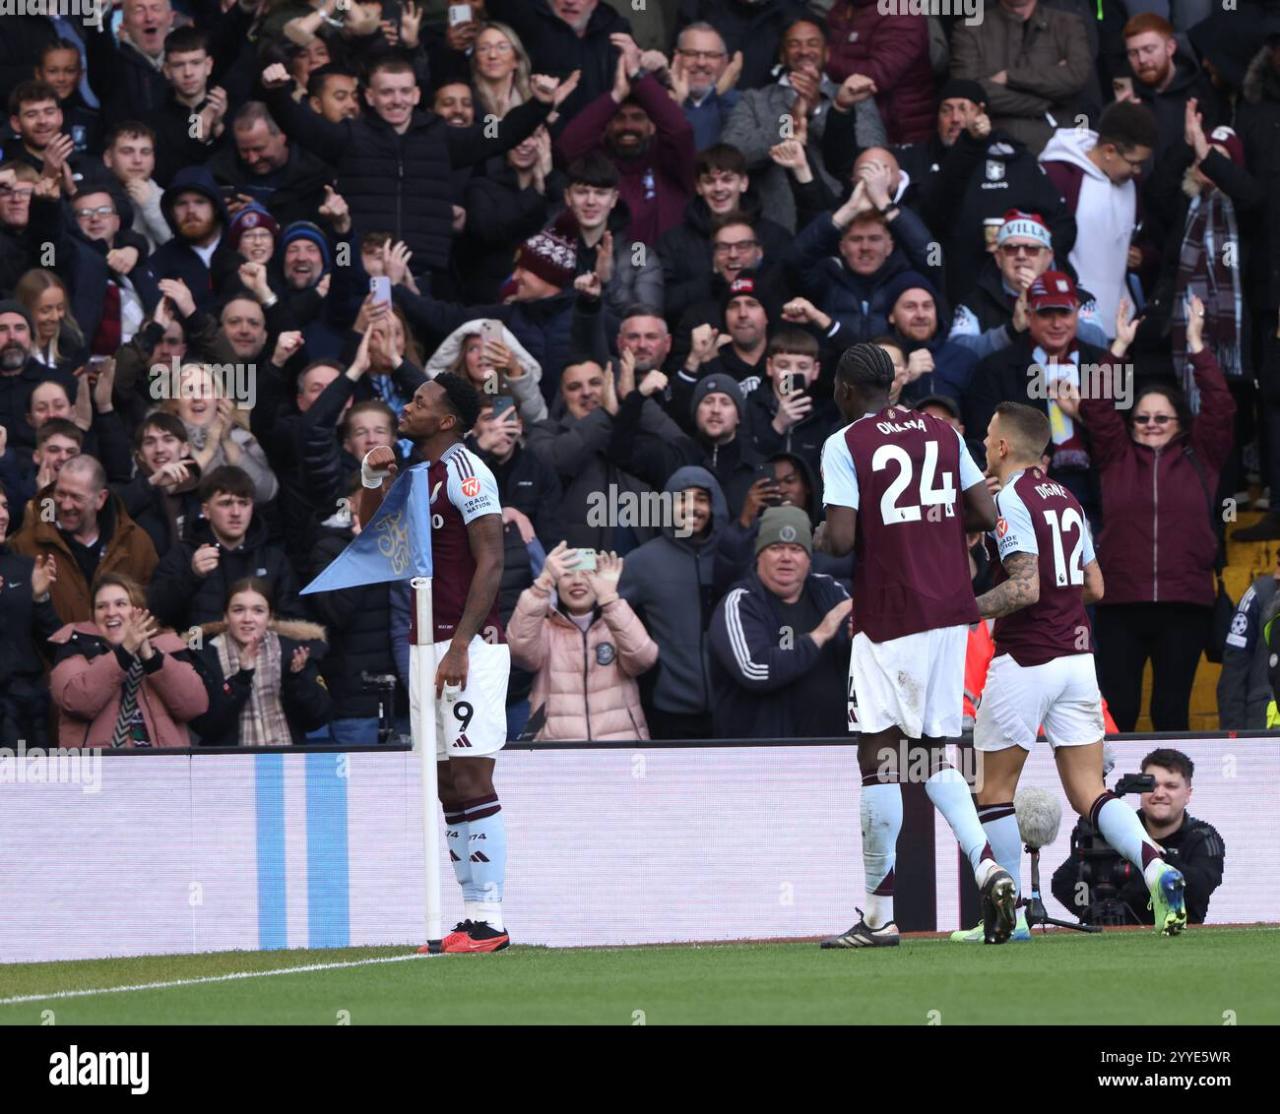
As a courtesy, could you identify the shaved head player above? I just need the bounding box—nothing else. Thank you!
[360,372,511,953]
[957,402,1187,939]
[816,343,1017,946]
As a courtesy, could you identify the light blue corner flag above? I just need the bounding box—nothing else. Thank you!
[301,462,433,594]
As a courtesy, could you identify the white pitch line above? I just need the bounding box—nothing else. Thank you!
[0,952,429,1007]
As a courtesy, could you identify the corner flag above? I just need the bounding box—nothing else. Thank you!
[300,462,433,594]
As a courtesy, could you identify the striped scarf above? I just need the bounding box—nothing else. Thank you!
[110,655,150,748]
[1174,188,1242,412]
[216,631,291,747]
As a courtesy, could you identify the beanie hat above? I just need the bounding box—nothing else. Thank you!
[691,373,745,421]
[937,78,986,108]
[228,202,281,252]
[280,220,331,271]
[883,270,940,313]
[0,298,35,334]
[721,268,764,319]
[996,209,1052,249]
[516,210,579,290]
[1206,125,1245,168]
[755,504,812,556]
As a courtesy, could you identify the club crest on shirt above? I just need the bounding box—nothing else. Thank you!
[995,517,1009,538]
[985,159,1005,181]
[461,476,481,499]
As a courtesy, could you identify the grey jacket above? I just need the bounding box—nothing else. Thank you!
[1217,574,1278,730]
[619,465,730,718]
[721,77,886,233]
[526,397,684,551]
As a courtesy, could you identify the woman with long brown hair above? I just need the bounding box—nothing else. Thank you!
[14,268,85,375]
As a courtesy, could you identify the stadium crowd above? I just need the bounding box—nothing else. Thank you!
[1,0,1279,746]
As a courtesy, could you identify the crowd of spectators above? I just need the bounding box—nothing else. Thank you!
[1,0,1278,746]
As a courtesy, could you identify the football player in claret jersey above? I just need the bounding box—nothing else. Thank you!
[816,343,1018,946]
[961,402,1187,937]
[359,372,512,953]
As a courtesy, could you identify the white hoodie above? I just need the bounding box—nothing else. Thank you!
[1038,128,1136,337]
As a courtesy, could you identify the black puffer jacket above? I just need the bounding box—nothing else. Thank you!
[656,194,792,322]
[0,545,62,746]
[459,159,557,303]
[190,620,332,747]
[207,143,334,229]
[263,87,551,272]
[306,525,403,721]
[112,466,205,560]
[147,513,305,631]
[485,0,632,126]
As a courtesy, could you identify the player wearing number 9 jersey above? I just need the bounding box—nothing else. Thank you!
[816,344,1017,947]
[358,372,513,953]
[966,403,1187,938]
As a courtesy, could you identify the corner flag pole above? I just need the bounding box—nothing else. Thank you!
[411,575,444,953]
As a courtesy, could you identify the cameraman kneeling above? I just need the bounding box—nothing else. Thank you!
[1052,749,1225,925]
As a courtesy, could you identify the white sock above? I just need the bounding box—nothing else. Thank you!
[976,802,1022,899]
[1093,795,1164,887]
[471,900,504,932]
[926,765,995,879]
[861,782,902,928]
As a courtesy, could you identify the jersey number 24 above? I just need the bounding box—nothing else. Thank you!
[872,441,956,524]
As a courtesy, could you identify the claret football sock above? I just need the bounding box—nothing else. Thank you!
[861,779,903,928]
[976,801,1022,898]
[926,764,995,879]
[461,794,507,932]
[1090,792,1164,884]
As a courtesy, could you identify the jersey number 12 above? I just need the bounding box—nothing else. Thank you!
[1043,507,1085,586]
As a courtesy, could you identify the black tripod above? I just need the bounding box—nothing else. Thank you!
[1023,842,1102,933]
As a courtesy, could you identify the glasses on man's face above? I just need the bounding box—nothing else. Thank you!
[1133,414,1174,426]
[74,205,115,220]
[999,243,1046,258]
[1,187,34,201]
[714,239,758,255]
[678,49,725,62]
[476,42,514,56]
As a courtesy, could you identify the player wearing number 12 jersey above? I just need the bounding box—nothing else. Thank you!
[816,344,1017,947]
[359,373,512,953]
[964,403,1187,937]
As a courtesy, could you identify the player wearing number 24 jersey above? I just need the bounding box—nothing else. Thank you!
[962,403,1187,939]
[358,373,513,953]
[815,344,1017,948]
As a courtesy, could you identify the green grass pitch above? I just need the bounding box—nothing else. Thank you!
[1,927,1274,1026]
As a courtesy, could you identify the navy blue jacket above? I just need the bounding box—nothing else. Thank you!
[709,566,851,739]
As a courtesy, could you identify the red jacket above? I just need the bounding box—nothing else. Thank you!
[824,1,935,145]
[555,73,696,246]
[1080,349,1235,607]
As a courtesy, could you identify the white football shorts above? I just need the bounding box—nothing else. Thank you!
[973,651,1105,752]
[409,637,510,759]
[848,623,967,739]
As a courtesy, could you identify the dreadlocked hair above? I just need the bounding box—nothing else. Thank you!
[835,342,896,392]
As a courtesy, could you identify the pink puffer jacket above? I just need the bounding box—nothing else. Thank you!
[49,625,209,748]
[507,584,658,741]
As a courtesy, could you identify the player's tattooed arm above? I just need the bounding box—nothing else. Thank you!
[975,552,1040,619]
